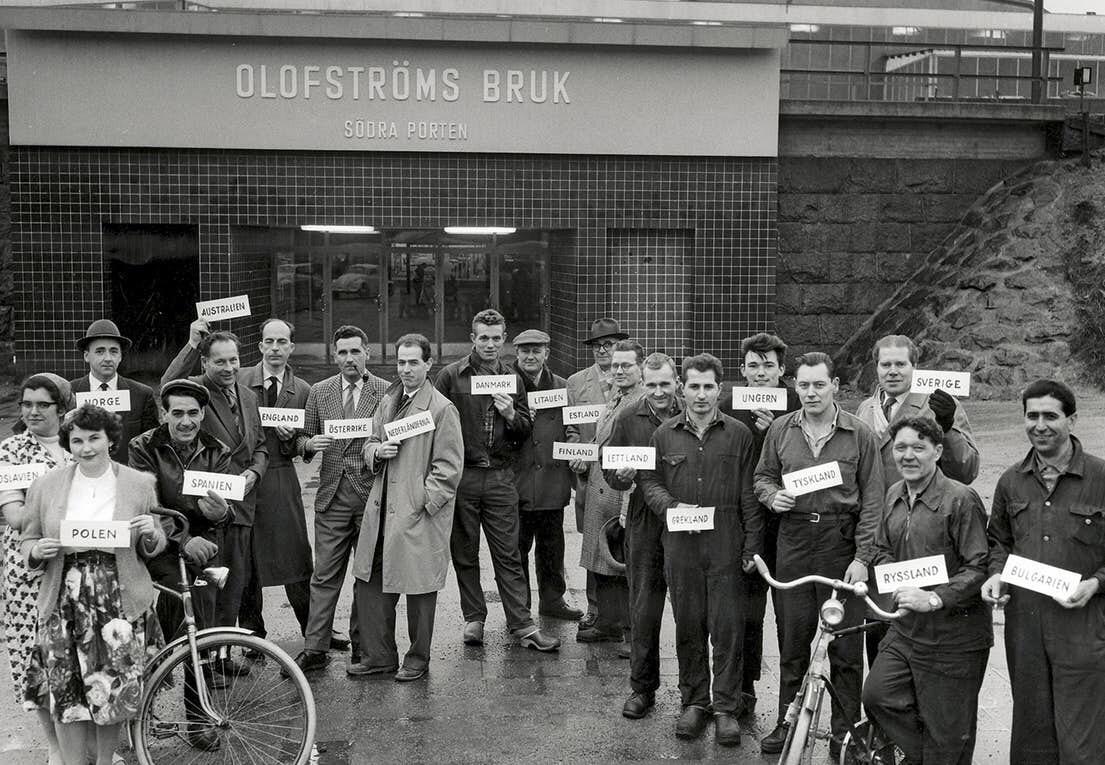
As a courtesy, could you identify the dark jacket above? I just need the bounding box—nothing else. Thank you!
[514,364,575,511]
[434,352,532,469]
[69,373,159,465]
[604,395,682,520]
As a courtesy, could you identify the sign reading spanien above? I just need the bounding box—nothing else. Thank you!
[182,470,247,501]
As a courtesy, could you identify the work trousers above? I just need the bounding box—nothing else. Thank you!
[239,577,310,638]
[741,513,782,696]
[775,515,864,738]
[354,521,438,672]
[517,505,568,610]
[626,504,668,695]
[1005,591,1105,765]
[593,572,628,635]
[304,474,362,652]
[450,467,534,632]
[862,631,988,765]
[213,524,251,628]
[663,522,748,714]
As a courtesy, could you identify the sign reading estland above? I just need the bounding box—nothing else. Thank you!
[471,375,516,395]
[910,370,971,398]
[602,446,656,471]
[259,407,306,429]
[562,405,604,425]
[666,506,715,532]
[324,418,374,439]
[782,461,843,497]
[874,555,950,594]
[552,442,598,462]
[60,519,132,549]
[730,387,788,411]
[182,470,247,501]
[196,295,252,321]
[1001,553,1082,599]
[383,410,436,442]
[75,390,132,412]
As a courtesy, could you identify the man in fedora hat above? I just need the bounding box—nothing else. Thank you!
[567,317,629,627]
[70,318,159,464]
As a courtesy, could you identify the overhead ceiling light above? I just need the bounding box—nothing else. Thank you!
[300,225,377,234]
[970,29,1006,39]
[394,11,425,17]
[892,26,921,36]
[444,226,517,236]
[790,24,820,33]
[592,17,623,23]
[692,20,722,26]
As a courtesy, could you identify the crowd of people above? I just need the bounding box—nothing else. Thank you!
[0,309,1102,765]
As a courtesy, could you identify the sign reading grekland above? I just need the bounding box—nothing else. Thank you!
[6,33,781,156]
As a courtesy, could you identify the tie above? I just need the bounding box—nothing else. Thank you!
[881,394,895,423]
[223,387,241,436]
[266,376,278,407]
[344,384,356,418]
[99,382,109,391]
[396,394,412,417]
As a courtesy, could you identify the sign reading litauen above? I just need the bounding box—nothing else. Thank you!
[75,390,131,413]
[874,555,949,594]
[528,389,568,411]
[782,461,843,497]
[182,470,247,501]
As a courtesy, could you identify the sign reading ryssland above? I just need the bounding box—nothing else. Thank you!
[5,32,781,156]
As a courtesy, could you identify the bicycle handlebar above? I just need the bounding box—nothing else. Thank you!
[150,506,190,539]
[752,554,906,621]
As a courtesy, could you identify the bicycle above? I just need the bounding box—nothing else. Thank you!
[753,554,903,765]
[129,507,317,764]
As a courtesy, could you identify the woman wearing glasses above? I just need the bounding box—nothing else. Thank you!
[0,373,75,764]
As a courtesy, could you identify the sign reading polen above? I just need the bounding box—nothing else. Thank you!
[6,33,781,156]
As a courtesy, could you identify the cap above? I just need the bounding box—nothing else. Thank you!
[76,319,132,352]
[512,329,551,346]
[584,318,629,344]
[160,378,210,408]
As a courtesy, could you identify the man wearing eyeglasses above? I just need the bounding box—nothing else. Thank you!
[237,318,315,654]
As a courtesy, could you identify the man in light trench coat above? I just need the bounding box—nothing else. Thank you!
[351,333,465,681]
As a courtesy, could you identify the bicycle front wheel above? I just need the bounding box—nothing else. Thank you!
[133,632,316,765]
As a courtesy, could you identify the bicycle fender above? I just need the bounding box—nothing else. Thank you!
[146,627,256,669]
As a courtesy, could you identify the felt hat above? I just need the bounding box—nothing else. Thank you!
[76,319,132,352]
[584,318,629,344]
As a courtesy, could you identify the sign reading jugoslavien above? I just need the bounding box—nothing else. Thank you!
[874,555,950,595]
[259,407,306,428]
[383,410,436,442]
[0,462,49,491]
[471,375,516,395]
[196,295,251,321]
[552,442,598,462]
[325,418,374,439]
[666,506,715,532]
[602,446,655,470]
[910,370,971,398]
[1001,553,1082,599]
[60,519,132,549]
[182,470,247,501]
[730,387,788,411]
[528,388,568,410]
[562,405,603,425]
[782,461,843,497]
[75,390,132,412]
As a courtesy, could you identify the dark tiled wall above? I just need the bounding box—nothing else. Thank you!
[11,149,777,379]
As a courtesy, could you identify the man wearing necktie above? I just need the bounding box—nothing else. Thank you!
[162,320,269,673]
[291,325,390,674]
[237,318,314,648]
[69,318,159,464]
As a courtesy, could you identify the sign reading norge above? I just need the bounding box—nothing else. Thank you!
[75,390,132,412]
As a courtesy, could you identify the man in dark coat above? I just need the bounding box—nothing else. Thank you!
[511,328,582,621]
[70,318,159,465]
[237,318,314,644]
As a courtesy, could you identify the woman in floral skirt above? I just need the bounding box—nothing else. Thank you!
[0,373,74,764]
[21,404,166,765]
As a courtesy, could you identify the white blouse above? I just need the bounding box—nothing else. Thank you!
[66,467,117,523]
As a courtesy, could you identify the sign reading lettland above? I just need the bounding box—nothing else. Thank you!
[602,446,656,471]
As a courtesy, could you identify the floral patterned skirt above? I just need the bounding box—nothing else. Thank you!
[25,551,163,725]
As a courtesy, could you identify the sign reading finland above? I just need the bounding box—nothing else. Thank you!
[602,446,655,470]
[325,418,374,439]
[782,461,843,497]
[910,370,971,398]
[182,470,247,501]
[196,295,251,321]
[384,410,435,442]
[60,519,132,549]
[528,388,567,410]
[552,442,598,462]
[562,405,603,425]
[1001,553,1082,599]
[75,390,131,412]
[666,506,715,532]
[259,407,306,428]
[471,375,516,395]
[874,555,949,595]
[0,462,49,490]
[730,387,788,411]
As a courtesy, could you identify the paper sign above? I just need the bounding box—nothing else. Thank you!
[552,442,599,462]
[667,506,715,532]
[324,418,374,439]
[730,386,788,411]
[528,388,568,410]
[60,520,132,549]
[1001,554,1082,599]
[562,404,604,425]
[0,462,49,491]
[259,407,305,429]
[384,410,436,442]
[782,461,843,497]
[910,370,971,398]
[602,446,656,470]
[182,470,247,501]
[874,555,950,594]
[75,389,131,412]
[196,294,252,321]
[471,375,516,395]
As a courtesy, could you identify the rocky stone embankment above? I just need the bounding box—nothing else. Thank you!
[834,153,1105,399]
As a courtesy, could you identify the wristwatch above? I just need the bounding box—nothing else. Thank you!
[927,593,942,611]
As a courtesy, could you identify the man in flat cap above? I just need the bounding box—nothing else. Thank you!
[567,317,629,627]
[70,318,159,464]
[512,328,582,621]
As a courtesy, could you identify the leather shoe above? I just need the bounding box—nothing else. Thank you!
[538,600,584,621]
[283,650,329,678]
[346,661,398,677]
[578,611,598,628]
[621,692,655,720]
[329,631,351,651]
[576,626,621,643]
[213,656,250,677]
[394,666,427,682]
[761,721,790,754]
[616,641,631,659]
[715,712,741,747]
[514,626,561,652]
[185,723,220,751]
[738,692,756,723]
[463,621,485,646]
[675,705,711,740]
